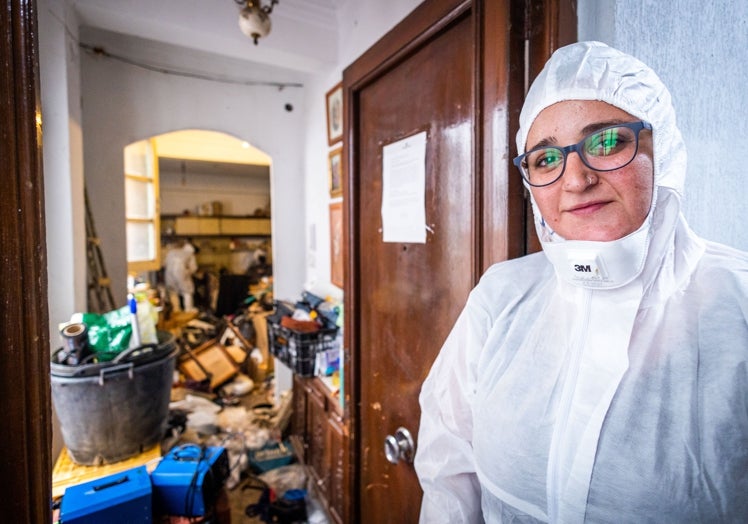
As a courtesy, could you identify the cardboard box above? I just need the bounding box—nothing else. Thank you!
[179,339,238,390]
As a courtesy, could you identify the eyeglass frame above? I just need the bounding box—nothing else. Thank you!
[513,120,653,188]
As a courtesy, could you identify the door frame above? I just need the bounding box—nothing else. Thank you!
[1,0,53,521]
[341,0,576,520]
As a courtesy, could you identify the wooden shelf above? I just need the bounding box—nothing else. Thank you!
[161,215,271,238]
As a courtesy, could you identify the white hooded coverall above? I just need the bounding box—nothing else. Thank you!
[415,42,748,523]
[164,242,197,295]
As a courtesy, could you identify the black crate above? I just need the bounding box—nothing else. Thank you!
[267,322,339,377]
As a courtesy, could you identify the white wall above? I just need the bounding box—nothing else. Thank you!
[159,168,270,216]
[578,0,748,251]
[79,28,308,304]
[39,0,87,340]
[301,0,425,302]
[38,0,89,463]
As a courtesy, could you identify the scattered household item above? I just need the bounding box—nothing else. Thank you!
[51,331,178,465]
[127,291,158,349]
[245,481,308,524]
[215,274,253,317]
[199,200,223,216]
[219,323,253,375]
[244,464,310,524]
[179,338,240,390]
[229,247,253,275]
[249,440,295,473]
[150,445,229,517]
[268,315,339,377]
[59,465,152,524]
[221,373,254,398]
[57,322,93,366]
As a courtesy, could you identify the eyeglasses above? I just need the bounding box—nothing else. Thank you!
[513,121,653,187]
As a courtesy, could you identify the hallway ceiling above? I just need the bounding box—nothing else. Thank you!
[70,0,342,80]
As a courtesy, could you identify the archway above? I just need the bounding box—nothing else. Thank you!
[124,128,273,315]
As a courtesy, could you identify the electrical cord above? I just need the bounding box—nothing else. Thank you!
[43,5,304,91]
[168,443,206,517]
[79,43,303,90]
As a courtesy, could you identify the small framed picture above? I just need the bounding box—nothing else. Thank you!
[328,146,343,198]
[329,201,344,288]
[326,82,343,146]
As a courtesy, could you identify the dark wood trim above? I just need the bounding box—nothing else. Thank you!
[478,0,527,272]
[523,0,578,254]
[0,0,52,521]
[343,0,471,91]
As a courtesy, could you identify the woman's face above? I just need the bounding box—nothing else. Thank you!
[526,100,654,242]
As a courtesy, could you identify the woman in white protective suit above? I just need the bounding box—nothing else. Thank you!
[414,41,748,523]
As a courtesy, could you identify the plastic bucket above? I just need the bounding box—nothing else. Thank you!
[51,331,178,465]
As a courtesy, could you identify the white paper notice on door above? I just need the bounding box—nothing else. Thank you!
[381,131,427,243]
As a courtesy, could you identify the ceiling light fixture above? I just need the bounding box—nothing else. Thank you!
[235,0,279,45]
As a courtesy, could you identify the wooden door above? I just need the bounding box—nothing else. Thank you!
[355,7,475,523]
[342,0,575,522]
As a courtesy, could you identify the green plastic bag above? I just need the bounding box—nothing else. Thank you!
[70,306,133,361]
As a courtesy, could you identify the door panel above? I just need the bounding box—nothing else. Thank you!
[351,4,477,523]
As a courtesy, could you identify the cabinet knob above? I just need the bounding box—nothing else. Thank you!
[384,427,415,464]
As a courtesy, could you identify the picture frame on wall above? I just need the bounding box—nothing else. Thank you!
[326,82,343,146]
[328,146,343,198]
[329,201,344,288]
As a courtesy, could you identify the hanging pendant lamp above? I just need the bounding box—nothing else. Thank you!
[235,0,279,45]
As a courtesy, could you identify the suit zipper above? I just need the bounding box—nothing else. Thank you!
[547,288,592,522]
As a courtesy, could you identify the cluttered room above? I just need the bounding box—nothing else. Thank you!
[49,130,344,523]
[51,284,342,524]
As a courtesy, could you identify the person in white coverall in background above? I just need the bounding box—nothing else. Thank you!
[164,240,198,311]
[414,41,748,523]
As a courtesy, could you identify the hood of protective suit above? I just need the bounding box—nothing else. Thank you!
[516,41,688,289]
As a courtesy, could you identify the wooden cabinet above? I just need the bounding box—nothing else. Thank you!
[219,217,271,236]
[161,215,271,238]
[172,216,220,235]
[292,375,349,524]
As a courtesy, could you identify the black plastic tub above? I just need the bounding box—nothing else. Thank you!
[51,331,177,465]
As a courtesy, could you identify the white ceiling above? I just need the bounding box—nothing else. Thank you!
[71,0,343,77]
[72,0,341,169]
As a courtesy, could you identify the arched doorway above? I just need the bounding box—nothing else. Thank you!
[123,128,273,314]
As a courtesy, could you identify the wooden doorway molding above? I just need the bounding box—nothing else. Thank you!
[0,0,52,522]
[341,0,576,521]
